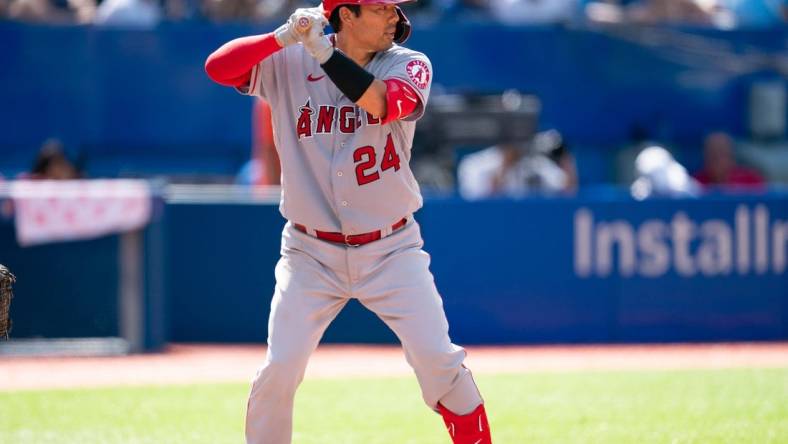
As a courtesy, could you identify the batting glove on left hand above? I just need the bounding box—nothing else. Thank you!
[275,7,327,48]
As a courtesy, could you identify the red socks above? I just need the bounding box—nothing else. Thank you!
[437,403,492,444]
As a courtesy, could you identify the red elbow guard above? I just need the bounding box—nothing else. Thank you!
[382,78,420,124]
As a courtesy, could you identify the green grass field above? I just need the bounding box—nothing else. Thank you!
[1,368,786,443]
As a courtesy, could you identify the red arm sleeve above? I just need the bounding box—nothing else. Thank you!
[204,33,283,87]
[381,78,421,124]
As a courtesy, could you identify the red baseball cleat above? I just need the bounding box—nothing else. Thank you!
[437,402,492,444]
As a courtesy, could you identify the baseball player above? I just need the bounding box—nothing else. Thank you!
[205,2,491,443]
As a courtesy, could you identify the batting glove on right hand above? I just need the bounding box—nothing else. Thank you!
[274,7,327,48]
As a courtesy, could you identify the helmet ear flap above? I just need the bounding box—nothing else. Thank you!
[394,6,411,44]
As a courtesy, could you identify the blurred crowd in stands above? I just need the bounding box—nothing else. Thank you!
[456,127,774,200]
[0,0,786,28]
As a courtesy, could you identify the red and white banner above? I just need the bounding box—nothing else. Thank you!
[10,180,152,247]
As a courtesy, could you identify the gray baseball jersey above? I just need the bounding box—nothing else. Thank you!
[240,35,433,234]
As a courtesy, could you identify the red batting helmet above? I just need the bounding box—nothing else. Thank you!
[322,0,413,44]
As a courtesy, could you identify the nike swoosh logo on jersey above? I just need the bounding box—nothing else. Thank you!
[307,74,325,82]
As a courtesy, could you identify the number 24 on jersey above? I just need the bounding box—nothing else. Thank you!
[353,133,401,186]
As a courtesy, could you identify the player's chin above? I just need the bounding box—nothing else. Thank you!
[378,38,394,50]
[380,32,395,48]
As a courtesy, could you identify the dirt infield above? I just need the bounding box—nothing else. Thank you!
[1,342,787,391]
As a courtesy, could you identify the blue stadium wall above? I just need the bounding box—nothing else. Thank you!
[2,192,786,345]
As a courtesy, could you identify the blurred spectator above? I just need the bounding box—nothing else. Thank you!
[94,0,161,27]
[693,131,765,189]
[630,145,700,199]
[615,123,660,186]
[583,0,628,23]
[6,0,93,23]
[628,0,722,25]
[28,139,81,180]
[457,129,576,200]
[544,131,579,191]
[69,0,95,21]
[254,0,307,21]
[163,0,200,21]
[202,0,264,22]
[488,0,579,24]
[585,0,735,27]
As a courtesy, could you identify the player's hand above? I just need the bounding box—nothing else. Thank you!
[274,7,327,48]
[301,19,334,65]
[292,7,327,39]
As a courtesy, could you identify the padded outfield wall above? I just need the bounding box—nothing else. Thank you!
[163,192,788,344]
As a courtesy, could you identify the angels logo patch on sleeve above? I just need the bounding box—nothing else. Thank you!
[406,60,431,90]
